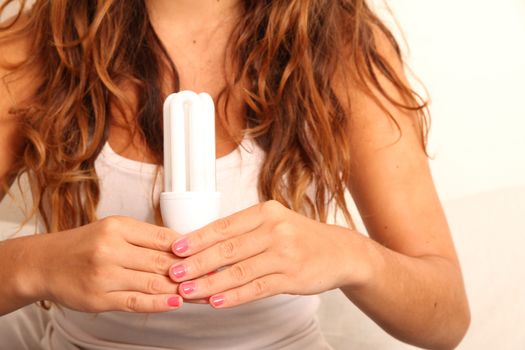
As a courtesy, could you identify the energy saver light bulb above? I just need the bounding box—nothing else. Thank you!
[160,91,221,234]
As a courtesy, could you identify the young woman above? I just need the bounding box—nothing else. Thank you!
[0,0,470,349]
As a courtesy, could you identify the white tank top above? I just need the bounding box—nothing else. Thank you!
[43,137,332,349]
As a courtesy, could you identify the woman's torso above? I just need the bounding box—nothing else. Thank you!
[3,9,335,348]
[40,136,330,350]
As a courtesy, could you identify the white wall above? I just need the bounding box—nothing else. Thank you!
[374,0,525,200]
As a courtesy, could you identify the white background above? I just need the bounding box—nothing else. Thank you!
[374,0,525,199]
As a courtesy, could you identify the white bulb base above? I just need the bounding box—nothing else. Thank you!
[160,191,221,234]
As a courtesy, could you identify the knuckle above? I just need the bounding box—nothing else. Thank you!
[88,265,104,282]
[276,239,299,262]
[90,301,105,313]
[204,274,216,291]
[260,200,283,218]
[150,297,161,311]
[153,228,170,249]
[95,294,113,312]
[213,217,232,236]
[81,295,103,313]
[218,240,237,259]
[272,225,299,262]
[191,255,206,273]
[272,222,298,248]
[125,295,140,312]
[273,221,288,233]
[90,243,111,264]
[251,279,267,297]
[229,263,249,282]
[273,222,294,241]
[99,216,123,232]
[193,230,207,247]
[153,254,170,273]
[230,288,242,304]
[146,277,161,294]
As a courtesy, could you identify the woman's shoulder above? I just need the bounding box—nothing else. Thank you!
[334,22,425,147]
[0,13,36,198]
[0,12,38,104]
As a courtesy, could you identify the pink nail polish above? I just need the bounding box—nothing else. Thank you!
[167,296,181,307]
[210,295,225,308]
[170,264,186,279]
[173,239,189,255]
[180,281,196,295]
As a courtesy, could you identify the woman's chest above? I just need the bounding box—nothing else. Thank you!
[95,137,265,223]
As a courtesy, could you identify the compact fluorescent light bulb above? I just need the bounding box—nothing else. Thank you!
[160,91,221,234]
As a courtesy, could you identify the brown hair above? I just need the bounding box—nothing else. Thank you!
[0,0,428,233]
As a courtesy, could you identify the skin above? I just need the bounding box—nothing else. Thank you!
[0,1,470,349]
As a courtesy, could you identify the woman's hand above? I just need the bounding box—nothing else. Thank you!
[168,200,372,308]
[34,216,186,313]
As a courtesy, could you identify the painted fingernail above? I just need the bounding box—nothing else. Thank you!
[170,264,186,279]
[167,296,181,308]
[173,239,189,254]
[180,281,196,295]
[210,294,225,308]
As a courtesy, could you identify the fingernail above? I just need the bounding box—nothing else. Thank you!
[210,294,225,308]
[180,281,196,295]
[170,264,186,279]
[173,239,189,255]
[167,296,181,307]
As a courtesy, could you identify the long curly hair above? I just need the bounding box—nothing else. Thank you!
[0,0,428,233]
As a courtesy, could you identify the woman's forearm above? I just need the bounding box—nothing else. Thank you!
[0,234,48,316]
[340,232,470,350]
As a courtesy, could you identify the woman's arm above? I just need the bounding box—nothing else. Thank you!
[339,30,470,348]
[0,234,51,315]
[0,20,43,315]
[0,28,27,201]
[166,29,469,350]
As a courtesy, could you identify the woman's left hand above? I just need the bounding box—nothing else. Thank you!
[168,200,373,308]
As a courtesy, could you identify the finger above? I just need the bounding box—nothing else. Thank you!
[181,273,216,304]
[107,292,183,313]
[172,200,284,256]
[177,252,277,300]
[119,245,182,275]
[110,269,180,295]
[106,217,182,252]
[208,274,286,309]
[169,228,271,282]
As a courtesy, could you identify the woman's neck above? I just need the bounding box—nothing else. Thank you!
[145,0,241,90]
[145,0,241,34]
[143,0,246,155]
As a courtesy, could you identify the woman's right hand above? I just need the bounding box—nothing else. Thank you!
[29,216,185,313]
